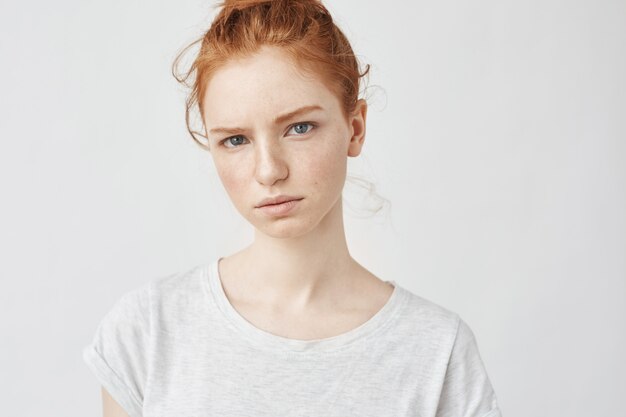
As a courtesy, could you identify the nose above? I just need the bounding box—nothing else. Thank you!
[254,137,288,186]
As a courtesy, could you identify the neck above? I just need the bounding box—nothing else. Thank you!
[227,197,360,310]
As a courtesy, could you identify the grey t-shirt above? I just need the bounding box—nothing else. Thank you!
[82,257,502,417]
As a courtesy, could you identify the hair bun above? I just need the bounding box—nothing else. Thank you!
[173,0,369,153]
[219,0,320,11]
[219,0,272,10]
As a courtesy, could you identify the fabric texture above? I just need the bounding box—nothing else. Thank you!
[82,257,502,417]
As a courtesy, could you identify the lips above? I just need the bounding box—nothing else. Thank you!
[255,195,303,208]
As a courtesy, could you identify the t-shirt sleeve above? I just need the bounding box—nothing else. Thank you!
[82,283,151,417]
[435,316,502,417]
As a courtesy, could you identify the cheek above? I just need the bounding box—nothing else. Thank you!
[301,128,348,189]
[214,160,248,201]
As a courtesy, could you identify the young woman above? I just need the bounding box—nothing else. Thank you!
[83,1,502,416]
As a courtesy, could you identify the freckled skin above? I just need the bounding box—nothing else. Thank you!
[202,45,366,239]
[99,33,391,417]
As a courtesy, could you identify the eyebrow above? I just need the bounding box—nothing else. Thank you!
[208,105,324,136]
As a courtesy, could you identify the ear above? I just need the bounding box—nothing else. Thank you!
[347,99,367,157]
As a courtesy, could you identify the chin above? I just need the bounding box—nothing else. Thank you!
[244,195,340,239]
[248,211,321,239]
[254,219,313,239]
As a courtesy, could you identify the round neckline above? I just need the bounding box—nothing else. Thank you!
[203,256,407,354]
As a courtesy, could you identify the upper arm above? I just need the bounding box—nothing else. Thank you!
[435,317,501,417]
[102,387,132,417]
[82,285,151,417]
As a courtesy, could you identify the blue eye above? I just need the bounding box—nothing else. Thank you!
[220,122,316,149]
[289,122,315,135]
[221,135,248,149]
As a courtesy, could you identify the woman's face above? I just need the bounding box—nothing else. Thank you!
[202,45,366,238]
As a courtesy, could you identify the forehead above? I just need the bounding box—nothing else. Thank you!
[202,46,340,125]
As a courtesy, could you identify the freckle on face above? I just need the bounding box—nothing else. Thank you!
[202,46,351,233]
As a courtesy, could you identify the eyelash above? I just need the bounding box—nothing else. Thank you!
[219,122,317,149]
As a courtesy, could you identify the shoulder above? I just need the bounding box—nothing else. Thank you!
[150,263,206,298]
[398,287,462,336]
[82,263,212,416]
[148,262,208,310]
[389,286,471,359]
[136,263,214,334]
[95,262,209,334]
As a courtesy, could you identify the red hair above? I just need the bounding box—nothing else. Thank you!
[172,0,370,150]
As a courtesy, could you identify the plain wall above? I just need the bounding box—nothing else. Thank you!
[0,0,624,415]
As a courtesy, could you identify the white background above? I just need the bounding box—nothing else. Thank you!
[0,0,624,415]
